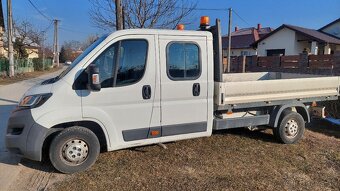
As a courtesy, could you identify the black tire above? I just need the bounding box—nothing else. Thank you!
[49,126,100,174]
[273,111,305,144]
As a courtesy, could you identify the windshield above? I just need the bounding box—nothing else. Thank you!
[56,34,108,80]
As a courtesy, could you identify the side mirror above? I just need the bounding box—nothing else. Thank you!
[86,64,101,91]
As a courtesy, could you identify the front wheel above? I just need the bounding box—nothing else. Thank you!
[273,111,305,144]
[49,126,100,174]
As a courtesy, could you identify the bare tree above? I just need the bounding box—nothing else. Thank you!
[13,21,44,58]
[60,36,100,62]
[89,0,197,30]
[2,20,44,58]
[81,35,99,50]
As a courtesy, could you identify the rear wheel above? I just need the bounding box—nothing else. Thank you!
[273,111,305,144]
[49,126,100,174]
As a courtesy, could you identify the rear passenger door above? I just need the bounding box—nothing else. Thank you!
[159,35,209,139]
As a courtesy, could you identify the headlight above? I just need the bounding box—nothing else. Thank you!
[18,93,52,109]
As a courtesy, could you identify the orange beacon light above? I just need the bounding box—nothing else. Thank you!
[200,16,210,26]
[176,24,185,30]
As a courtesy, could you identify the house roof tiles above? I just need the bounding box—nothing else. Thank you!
[252,24,340,46]
[222,27,273,49]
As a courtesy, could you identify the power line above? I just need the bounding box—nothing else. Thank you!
[59,27,89,35]
[232,9,251,27]
[27,0,52,21]
[192,8,228,11]
[42,21,53,33]
[175,6,228,11]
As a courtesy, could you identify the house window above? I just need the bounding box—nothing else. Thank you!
[240,51,249,56]
[167,42,201,80]
[266,49,285,56]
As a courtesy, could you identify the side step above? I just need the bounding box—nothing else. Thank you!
[213,115,270,130]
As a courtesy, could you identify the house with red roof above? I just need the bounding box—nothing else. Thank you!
[252,18,340,56]
[222,24,273,57]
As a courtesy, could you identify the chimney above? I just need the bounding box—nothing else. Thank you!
[257,23,262,30]
[235,26,239,31]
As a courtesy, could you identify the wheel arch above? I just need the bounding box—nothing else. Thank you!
[42,120,110,160]
[269,103,310,128]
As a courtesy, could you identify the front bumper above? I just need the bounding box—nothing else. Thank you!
[5,109,49,161]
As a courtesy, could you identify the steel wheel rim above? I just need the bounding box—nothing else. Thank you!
[61,139,89,165]
[284,119,299,139]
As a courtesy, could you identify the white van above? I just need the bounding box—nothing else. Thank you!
[6,18,340,173]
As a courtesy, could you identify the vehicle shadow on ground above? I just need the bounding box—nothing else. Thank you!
[307,119,340,138]
[0,152,57,174]
[20,158,57,173]
[0,103,17,166]
[0,98,18,104]
[0,152,21,165]
[214,128,277,143]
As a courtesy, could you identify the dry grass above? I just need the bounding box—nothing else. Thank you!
[49,125,340,191]
[0,67,61,85]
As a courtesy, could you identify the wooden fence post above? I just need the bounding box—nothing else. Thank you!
[241,55,246,73]
[334,52,340,75]
[248,55,258,72]
[299,53,308,73]
[273,56,281,69]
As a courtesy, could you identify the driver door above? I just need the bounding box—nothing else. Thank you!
[81,35,160,148]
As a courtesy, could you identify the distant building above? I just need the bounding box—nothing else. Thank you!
[252,24,340,56]
[25,45,40,59]
[0,0,39,59]
[319,18,340,39]
[222,24,273,57]
[0,0,5,55]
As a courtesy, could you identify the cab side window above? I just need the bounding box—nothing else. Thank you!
[116,40,148,86]
[93,45,116,88]
[167,42,200,80]
[90,39,148,88]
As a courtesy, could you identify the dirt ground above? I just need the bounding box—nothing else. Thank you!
[47,122,340,191]
[0,67,61,85]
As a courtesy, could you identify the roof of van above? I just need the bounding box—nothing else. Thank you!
[107,28,213,37]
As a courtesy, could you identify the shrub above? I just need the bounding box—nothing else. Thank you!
[32,58,44,71]
[0,57,9,72]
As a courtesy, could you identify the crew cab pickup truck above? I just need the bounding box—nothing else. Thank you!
[6,18,340,173]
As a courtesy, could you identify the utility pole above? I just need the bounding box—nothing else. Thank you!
[122,6,125,29]
[53,19,59,67]
[115,0,123,30]
[227,8,232,73]
[7,0,14,77]
[42,32,45,71]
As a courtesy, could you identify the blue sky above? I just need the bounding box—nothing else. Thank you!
[3,0,339,46]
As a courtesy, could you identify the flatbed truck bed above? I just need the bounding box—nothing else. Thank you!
[215,72,340,110]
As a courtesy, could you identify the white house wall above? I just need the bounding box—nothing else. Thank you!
[257,28,302,56]
[231,48,257,56]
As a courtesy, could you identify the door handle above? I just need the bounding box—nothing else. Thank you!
[192,83,200,96]
[142,85,151,99]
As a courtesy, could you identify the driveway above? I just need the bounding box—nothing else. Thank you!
[0,69,65,191]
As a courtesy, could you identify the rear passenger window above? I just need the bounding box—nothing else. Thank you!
[167,42,200,80]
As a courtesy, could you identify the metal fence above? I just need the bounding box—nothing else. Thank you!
[0,58,53,76]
